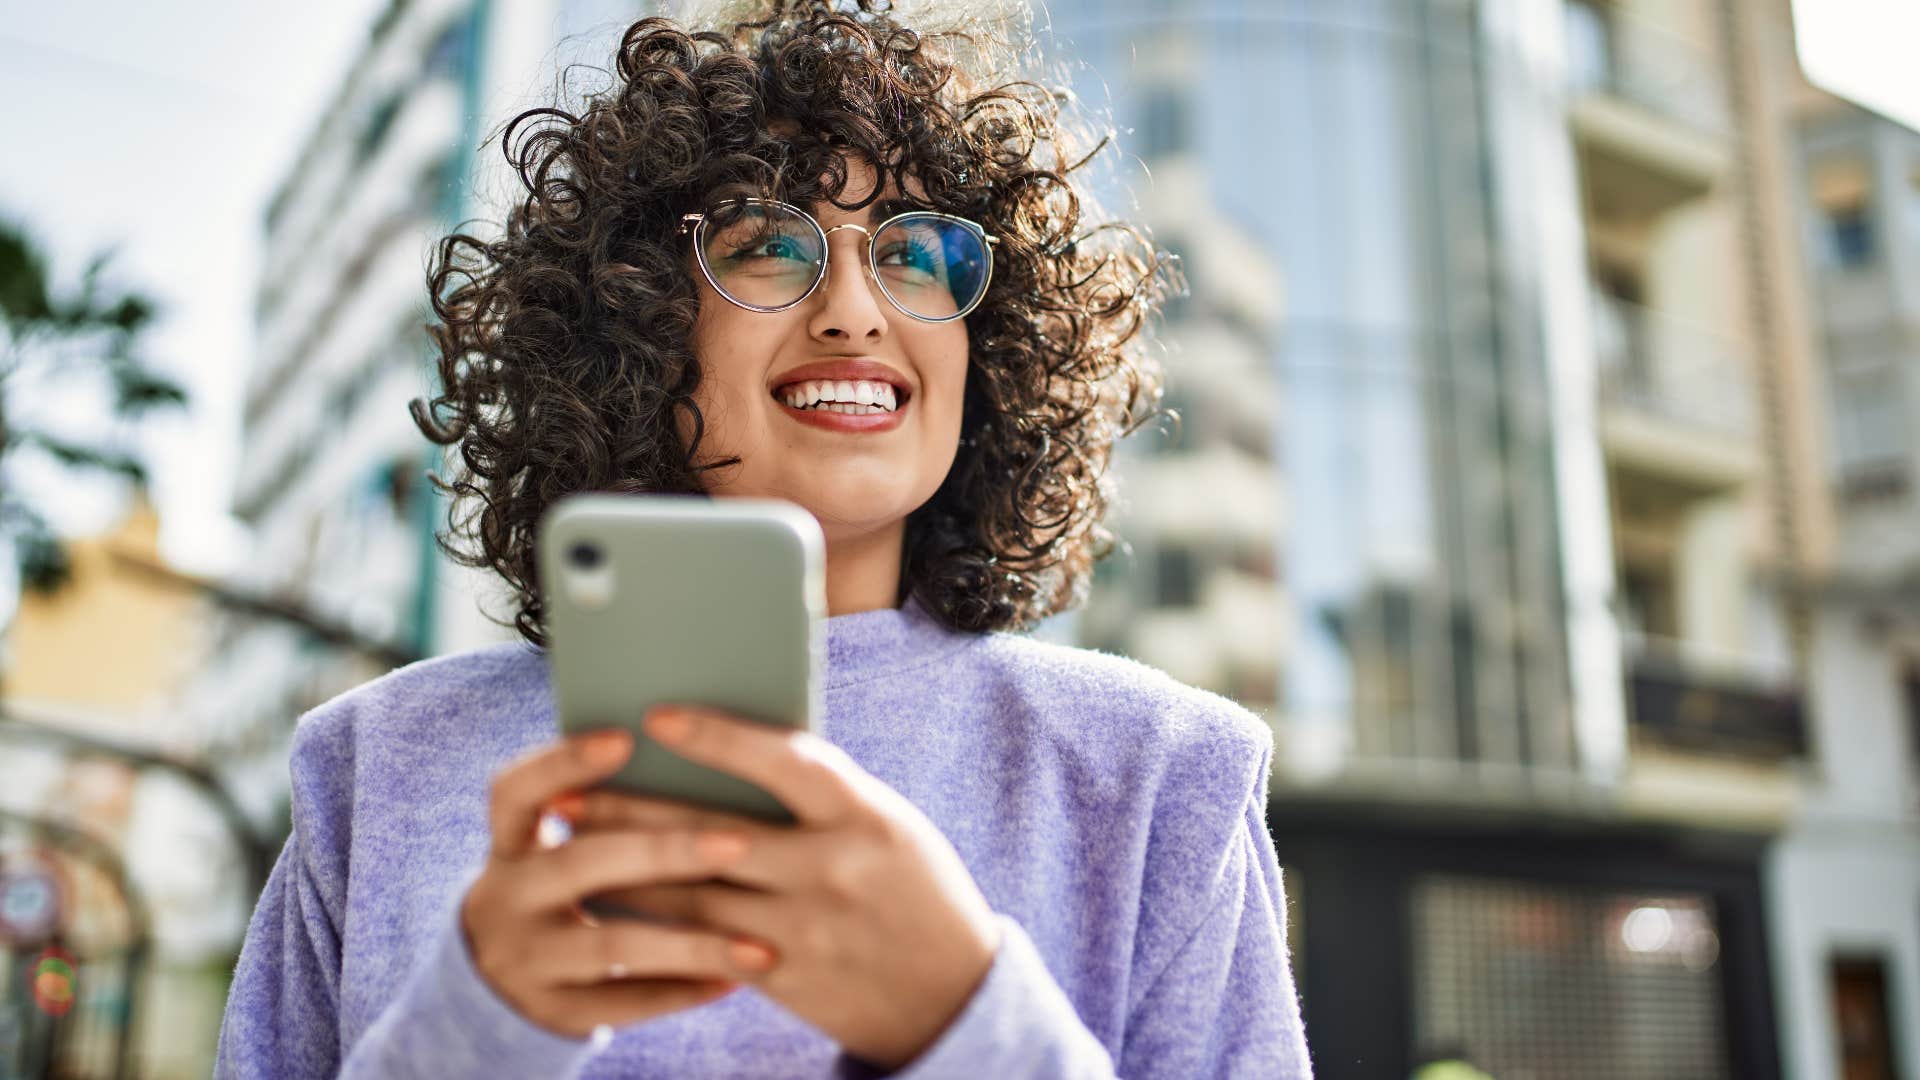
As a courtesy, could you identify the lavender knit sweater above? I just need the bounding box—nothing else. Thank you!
[215,596,1312,1077]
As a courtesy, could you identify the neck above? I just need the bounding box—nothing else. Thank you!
[823,518,906,617]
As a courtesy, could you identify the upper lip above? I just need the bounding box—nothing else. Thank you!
[769,358,913,404]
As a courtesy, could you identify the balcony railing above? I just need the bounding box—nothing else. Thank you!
[1565,1,1732,137]
[1591,292,1755,439]
[1621,635,1807,762]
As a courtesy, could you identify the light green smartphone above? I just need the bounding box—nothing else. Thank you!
[536,493,826,825]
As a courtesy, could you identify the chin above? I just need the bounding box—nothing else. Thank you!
[785,488,926,540]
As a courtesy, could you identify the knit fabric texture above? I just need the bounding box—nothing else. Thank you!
[215,595,1312,1077]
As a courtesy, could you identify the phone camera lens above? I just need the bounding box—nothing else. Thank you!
[567,542,604,571]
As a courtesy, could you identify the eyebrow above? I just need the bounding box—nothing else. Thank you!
[812,196,928,223]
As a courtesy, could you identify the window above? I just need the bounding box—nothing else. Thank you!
[1902,661,1920,770]
[1564,0,1615,96]
[1412,876,1727,1078]
[1826,203,1875,268]
[1829,955,1897,1080]
[355,94,402,167]
[1831,364,1908,498]
[1810,158,1876,270]
[1153,545,1200,608]
[427,18,470,80]
[1138,85,1189,161]
[1620,562,1678,641]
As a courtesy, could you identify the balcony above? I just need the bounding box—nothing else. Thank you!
[1621,636,1807,763]
[1592,292,1758,498]
[1565,1,1730,221]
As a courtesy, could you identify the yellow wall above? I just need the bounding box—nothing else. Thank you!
[4,499,200,714]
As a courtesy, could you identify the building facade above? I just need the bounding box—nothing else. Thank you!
[1057,0,1846,1075]
[1766,91,1920,1080]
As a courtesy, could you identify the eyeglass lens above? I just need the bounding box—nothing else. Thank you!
[698,201,990,320]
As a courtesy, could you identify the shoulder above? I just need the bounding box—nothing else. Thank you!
[286,641,548,798]
[969,630,1273,801]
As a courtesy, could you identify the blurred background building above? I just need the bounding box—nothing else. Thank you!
[1056,0,1912,1076]
[1,0,1914,1077]
[1768,84,1920,1080]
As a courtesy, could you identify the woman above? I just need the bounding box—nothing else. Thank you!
[216,1,1311,1076]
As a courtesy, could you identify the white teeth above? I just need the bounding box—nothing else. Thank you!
[775,378,902,413]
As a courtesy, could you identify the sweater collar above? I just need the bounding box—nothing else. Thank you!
[824,593,974,688]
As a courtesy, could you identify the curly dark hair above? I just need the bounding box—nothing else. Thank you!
[412,0,1180,645]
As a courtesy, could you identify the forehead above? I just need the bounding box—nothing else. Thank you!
[811,154,931,221]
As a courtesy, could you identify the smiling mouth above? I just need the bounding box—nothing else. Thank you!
[770,378,913,414]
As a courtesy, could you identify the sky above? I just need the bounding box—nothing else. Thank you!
[0,0,1914,589]
[0,0,386,581]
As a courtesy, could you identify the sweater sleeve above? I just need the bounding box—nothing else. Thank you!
[1114,755,1312,1076]
[845,738,1312,1079]
[213,815,345,1079]
[214,705,598,1079]
[336,892,597,1077]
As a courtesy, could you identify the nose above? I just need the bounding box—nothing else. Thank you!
[806,228,888,345]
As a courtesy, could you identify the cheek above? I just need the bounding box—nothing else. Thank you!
[913,322,975,407]
[680,313,765,458]
[924,334,971,433]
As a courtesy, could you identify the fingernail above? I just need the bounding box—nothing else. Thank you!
[647,708,694,745]
[730,940,775,971]
[549,792,586,821]
[698,831,748,862]
[588,730,631,766]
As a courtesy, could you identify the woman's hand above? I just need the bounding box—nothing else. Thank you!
[579,706,1002,1072]
[459,729,784,1038]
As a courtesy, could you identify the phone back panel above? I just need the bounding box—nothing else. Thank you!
[537,494,825,824]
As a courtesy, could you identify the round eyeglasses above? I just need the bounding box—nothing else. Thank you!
[679,198,998,323]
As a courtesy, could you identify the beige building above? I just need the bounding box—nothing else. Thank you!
[1061,0,1887,1074]
[1569,0,1834,821]
[4,498,202,725]
[0,497,238,1080]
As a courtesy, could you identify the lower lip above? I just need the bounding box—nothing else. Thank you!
[775,395,909,433]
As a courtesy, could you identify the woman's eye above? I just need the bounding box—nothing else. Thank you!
[731,235,809,261]
[878,240,939,274]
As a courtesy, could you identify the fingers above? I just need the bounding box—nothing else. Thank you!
[529,919,777,987]
[644,706,858,825]
[570,789,765,835]
[536,979,741,1032]
[470,917,758,1037]
[511,830,757,913]
[588,881,783,941]
[489,730,634,859]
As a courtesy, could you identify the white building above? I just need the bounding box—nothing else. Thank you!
[1058,0,1846,1075]
[1766,94,1920,1080]
[158,1,656,1071]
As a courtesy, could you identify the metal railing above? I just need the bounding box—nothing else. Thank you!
[1564,1,1732,136]
[1591,291,1755,439]
[1617,631,1806,761]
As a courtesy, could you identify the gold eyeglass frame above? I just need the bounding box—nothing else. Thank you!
[678,197,999,323]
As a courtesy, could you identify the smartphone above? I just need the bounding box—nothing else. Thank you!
[536,493,826,825]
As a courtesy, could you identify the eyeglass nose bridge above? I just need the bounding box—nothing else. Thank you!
[818,223,882,286]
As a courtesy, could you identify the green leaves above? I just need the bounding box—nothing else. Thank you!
[0,225,54,325]
[0,218,186,602]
